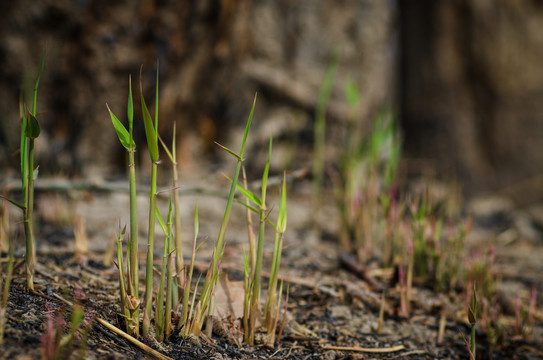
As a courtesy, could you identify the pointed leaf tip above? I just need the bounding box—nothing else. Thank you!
[107,104,132,150]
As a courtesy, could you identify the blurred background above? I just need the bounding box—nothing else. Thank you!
[0,0,542,201]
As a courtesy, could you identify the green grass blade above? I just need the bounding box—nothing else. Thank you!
[0,195,25,211]
[155,61,159,134]
[158,134,174,162]
[155,205,168,235]
[19,101,28,193]
[215,142,242,161]
[127,75,134,143]
[239,94,257,159]
[107,104,131,150]
[194,203,199,239]
[277,172,287,234]
[234,198,260,216]
[140,69,158,162]
[234,182,262,208]
[261,135,272,206]
[214,93,257,255]
[32,51,46,117]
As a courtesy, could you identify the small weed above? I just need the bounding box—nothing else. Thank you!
[40,293,93,360]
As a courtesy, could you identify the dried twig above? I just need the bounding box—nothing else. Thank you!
[321,344,405,353]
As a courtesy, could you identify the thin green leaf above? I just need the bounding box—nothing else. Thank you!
[239,93,257,159]
[234,198,260,215]
[236,182,262,208]
[167,192,173,229]
[107,104,131,150]
[19,102,28,183]
[172,122,176,161]
[127,75,134,142]
[0,195,26,211]
[261,135,272,205]
[140,68,159,162]
[155,61,159,134]
[32,51,46,116]
[155,206,168,235]
[24,113,40,139]
[277,172,287,234]
[215,142,241,161]
[194,203,199,240]
[158,134,174,163]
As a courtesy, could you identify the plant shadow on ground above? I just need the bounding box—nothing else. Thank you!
[0,175,542,359]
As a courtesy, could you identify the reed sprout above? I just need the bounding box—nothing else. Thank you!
[140,64,160,337]
[107,75,139,337]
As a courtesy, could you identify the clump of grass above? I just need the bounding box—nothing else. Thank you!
[107,74,139,337]
[107,73,289,345]
[40,294,94,360]
[243,135,272,345]
[188,94,256,337]
[264,172,288,344]
[235,139,289,345]
[332,79,401,262]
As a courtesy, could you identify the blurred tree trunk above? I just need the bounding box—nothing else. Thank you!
[400,0,543,201]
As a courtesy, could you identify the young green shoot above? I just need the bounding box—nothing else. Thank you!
[17,54,45,291]
[242,166,256,276]
[141,64,161,337]
[234,135,272,344]
[40,296,93,360]
[107,75,139,337]
[251,135,272,344]
[265,171,287,337]
[242,248,252,343]
[114,224,140,335]
[155,193,175,341]
[179,204,200,336]
[194,94,256,337]
[467,284,478,359]
[159,124,184,303]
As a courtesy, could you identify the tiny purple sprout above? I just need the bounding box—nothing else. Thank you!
[529,287,537,324]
